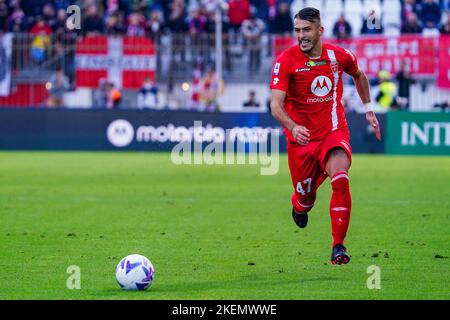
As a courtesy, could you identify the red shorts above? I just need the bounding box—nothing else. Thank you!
[287,128,352,212]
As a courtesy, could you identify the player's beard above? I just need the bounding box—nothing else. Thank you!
[298,36,319,54]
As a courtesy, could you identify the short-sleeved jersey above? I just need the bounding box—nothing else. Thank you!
[270,43,359,142]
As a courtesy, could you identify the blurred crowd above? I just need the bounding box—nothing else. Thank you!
[0,0,284,36]
[0,0,448,37]
[0,0,449,110]
[2,0,449,76]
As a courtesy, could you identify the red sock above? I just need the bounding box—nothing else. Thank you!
[330,172,351,247]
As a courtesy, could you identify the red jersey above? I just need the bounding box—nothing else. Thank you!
[270,42,359,142]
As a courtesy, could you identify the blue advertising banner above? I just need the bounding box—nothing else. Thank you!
[0,109,384,153]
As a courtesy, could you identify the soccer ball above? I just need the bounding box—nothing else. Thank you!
[115,254,154,290]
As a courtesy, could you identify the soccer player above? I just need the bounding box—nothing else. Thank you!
[270,7,381,264]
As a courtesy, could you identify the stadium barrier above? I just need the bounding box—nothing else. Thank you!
[0,109,385,153]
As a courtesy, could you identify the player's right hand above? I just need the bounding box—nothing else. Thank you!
[291,125,310,145]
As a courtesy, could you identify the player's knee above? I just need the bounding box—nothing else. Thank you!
[326,148,351,177]
[292,193,316,213]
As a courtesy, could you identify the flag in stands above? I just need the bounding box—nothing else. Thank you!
[75,36,156,89]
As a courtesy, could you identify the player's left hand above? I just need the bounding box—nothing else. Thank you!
[366,111,381,140]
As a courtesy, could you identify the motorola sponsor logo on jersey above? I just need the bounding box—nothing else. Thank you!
[306,95,334,104]
[311,76,332,97]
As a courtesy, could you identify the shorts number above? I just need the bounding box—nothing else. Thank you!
[296,178,312,195]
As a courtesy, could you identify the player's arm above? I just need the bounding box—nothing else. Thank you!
[352,68,382,141]
[270,89,310,145]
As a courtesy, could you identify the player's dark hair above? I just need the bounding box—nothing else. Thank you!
[294,7,321,25]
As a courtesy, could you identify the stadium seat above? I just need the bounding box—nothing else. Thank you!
[363,0,381,13]
[344,0,364,36]
[323,2,344,17]
[290,0,325,24]
[324,0,344,14]
[382,0,401,28]
[290,0,305,18]
[344,0,364,14]
[305,0,323,12]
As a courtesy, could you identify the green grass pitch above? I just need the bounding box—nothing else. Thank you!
[0,152,449,299]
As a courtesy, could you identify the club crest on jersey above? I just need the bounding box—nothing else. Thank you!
[306,60,327,67]
[273,63,280,75]
[273,77,279,85]
[330,61,339,73]
[311,76,332,97]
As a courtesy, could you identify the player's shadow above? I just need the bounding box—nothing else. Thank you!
[144,274,341,298]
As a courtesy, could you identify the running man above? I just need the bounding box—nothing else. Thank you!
[270,7,381,264]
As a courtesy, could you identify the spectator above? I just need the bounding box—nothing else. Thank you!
[395,61,415,109]
[241,13,265,73]
[401,12,423,33]
[167,0,188,33]
[105,0,120,15]
[53,41,73,81]
[270,2,293,34]
[205,10,233,73]
[0,0,8,32]
[252,0,270,21]
[83,5,104,36]
[126,11,146,36]
[420,0,441,28]
[375,70,397,111]
[168,0,188,63]
[147,8,165,77]
[148,9,165,41]
[188,6,210,65]
[189,62,202,110]
[228,0,251,37]
[29,15,53,35]
[52,8,67,34]
[422,20,441,36]
[104,11,124,35]
[47,67,70,107]
[188,6,208,35]
[199,65,222,112]
[30,16,52,63]
[361,9,383,34]
[440,12,450,34]
[137,77,161,109]
[402,0,421,28]
[93,78,108,108]
[9,5,27,32]
[42,3,57,30]
[54,7,79,42]
[135,0,154,16]
[106,82,122,109]
[243,90,260,107]
[205,10,216,34]
[266,0,277,29]
[333,14,352,40]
